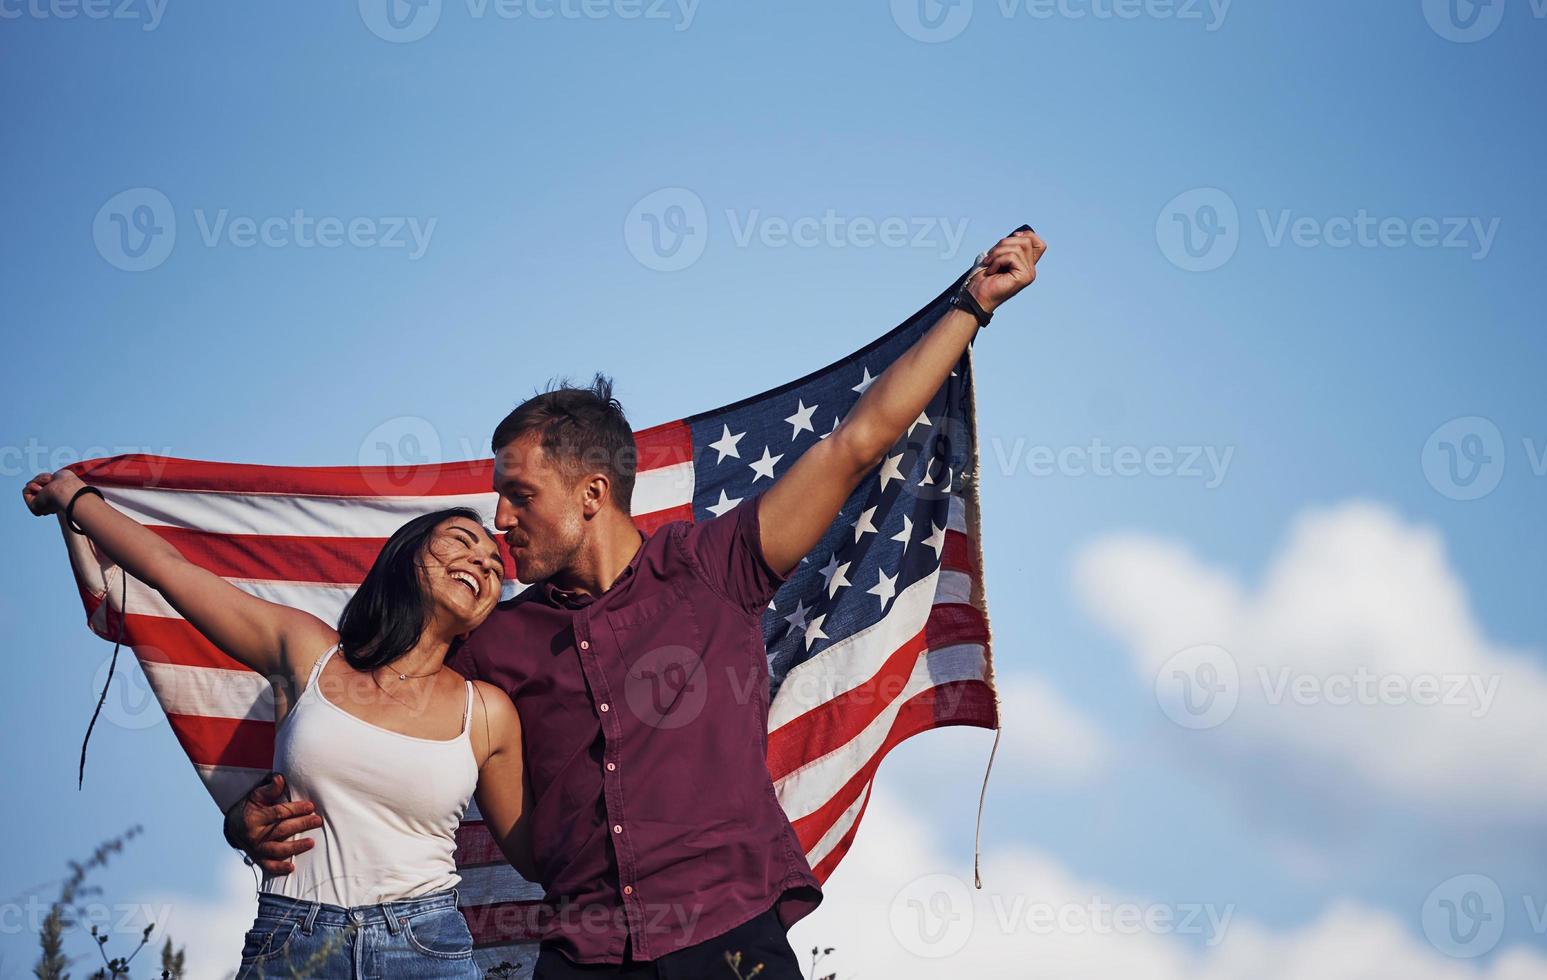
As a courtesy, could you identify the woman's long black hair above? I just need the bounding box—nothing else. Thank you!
[336,506,488,671]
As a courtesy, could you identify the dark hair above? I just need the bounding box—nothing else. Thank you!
[337,507,487,671]
[490,373,637,514]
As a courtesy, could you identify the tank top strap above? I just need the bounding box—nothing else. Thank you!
[461,680,475,739]
[303,643,339,694]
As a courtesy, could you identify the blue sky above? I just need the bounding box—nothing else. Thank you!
[3,2,1546,977]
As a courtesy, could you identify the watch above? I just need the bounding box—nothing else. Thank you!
[948,282,993,328]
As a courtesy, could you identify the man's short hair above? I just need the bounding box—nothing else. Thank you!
[491,374,637,514]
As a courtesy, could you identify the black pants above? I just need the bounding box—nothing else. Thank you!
[532,905,802,980]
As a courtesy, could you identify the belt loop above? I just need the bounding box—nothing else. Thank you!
[302,901,321,936]
[380,902,401,935]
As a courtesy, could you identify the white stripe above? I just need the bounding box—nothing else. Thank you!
[455,863,545,906]
[97,462,693,539]
[936,568,974,606]
[767,569,941,731]
[634,460,694,515]
[193,763,272,811]
[142,661,273,721]
[803,779,872,871]
[121,576,357,627]
[774,642,987,822]
[948,493,969,534]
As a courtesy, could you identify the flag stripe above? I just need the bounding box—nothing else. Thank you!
[70,422,695,496]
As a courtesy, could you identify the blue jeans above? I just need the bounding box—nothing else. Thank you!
[236,888,480,979]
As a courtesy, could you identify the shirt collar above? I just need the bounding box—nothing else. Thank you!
[539,529,648,609]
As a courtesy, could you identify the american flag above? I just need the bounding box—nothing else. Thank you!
[58,270,999,970]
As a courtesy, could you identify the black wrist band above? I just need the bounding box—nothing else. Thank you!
[949,286,993,328]
[65,485,105,535]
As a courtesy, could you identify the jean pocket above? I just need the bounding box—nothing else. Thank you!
[402,908,474,960]
[239,916,298,965]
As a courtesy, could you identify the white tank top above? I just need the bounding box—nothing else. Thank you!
[263,644,479,908]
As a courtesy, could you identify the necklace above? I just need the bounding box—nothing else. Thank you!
[386,665,440,682]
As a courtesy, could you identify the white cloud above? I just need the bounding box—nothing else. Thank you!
[1071,501,1547,813]
[789,785,1547,980]
[136,859,257,980]
[995,673,1110,781]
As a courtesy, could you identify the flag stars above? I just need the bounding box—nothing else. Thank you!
[783,599,812,635]
[709,425,745,464]
[821,415,843,440]
[891,515,914,554]
[803,614,828,650]
[909,411,932,438]
[852,505,878,542]
[749,445,784,482]
[818,554,852,597]
[924,521,947,561]
[785,400,818,440]
[878,453,905,492]
[852,367,877,394]
[706,488,743,518]
[867,569,898,610]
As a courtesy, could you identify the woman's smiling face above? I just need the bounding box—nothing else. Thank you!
[421,515,505,632]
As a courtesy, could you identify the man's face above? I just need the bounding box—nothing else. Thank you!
[492,431,588,583]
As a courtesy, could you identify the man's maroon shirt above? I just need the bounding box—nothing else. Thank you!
[453,495,823,964]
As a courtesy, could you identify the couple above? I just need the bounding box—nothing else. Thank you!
[24,229,1044,979]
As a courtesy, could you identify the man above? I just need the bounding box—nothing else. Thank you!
[226,228,1047,977]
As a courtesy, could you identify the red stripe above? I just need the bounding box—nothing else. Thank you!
[126,618,253,672]
[793,679,997,859]
[454,821,507,867]
[460,899,548,946]
[148,527,386,583]
[67,420,692,497]
[809,784,875,884]
[765,601,988,780]
[941,529,977,579]
[166,713,275,769]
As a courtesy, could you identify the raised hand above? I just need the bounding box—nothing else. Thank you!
[966,227,1048,315]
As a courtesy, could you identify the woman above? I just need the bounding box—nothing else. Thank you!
[24,467,532,979]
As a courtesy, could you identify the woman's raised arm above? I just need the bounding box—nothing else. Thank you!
[23,468,333,679]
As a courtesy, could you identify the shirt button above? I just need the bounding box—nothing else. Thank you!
[599,703,610,712]
[613,824,622,834]
[607,762,616,771]
[580,640,590,650]
[623,885,633,896]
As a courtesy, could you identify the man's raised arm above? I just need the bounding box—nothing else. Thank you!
[757,228,1046,576]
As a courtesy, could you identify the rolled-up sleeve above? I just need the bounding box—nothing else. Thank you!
[678,493,789,615]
